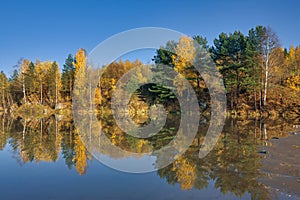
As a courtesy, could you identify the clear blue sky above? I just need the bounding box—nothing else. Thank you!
[1,0,299,75]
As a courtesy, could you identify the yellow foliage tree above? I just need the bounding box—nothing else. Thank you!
[73,48,87,106]
[73,48,87,77]
[135,139,152,153]
[54,62,62,105]
[294,46,300,75]
[73,133,87,175]
[171,36,198,94]
[172,157,196,190]
[172,36,196,73]
[286,74,300,91]
[35,61,53,104]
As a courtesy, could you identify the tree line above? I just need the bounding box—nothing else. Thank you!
[0,25,300,115]
[153,26,300,115]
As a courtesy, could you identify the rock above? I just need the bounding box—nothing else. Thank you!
[271,137,279,140]
[258,150,268,154]
[288,132,297,135]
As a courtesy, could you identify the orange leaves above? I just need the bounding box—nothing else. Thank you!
[286,74,300,91]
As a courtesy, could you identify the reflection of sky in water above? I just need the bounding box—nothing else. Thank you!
[2,117,299,199]
[0,145,250,200]
[97,154,157,172]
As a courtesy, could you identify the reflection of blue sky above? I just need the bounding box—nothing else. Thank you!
[98,154,157,173]
[0,145,251,199]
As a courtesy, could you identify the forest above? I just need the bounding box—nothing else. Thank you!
[0,25,300,119]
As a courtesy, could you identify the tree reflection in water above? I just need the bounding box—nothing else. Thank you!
[0,113,298,199]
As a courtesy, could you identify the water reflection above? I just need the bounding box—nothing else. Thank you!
[0,114,91,175]
[0,114,299,199]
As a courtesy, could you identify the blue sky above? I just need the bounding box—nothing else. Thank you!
[1,0,299,75]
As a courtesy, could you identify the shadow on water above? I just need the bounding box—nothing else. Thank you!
[0,113,299,199]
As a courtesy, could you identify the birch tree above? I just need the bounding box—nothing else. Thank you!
[259,27,280,106]
[19,59,31,104]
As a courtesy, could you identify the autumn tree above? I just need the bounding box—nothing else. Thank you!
[74,48,87,77]
[73,132,88,175]
[152,37,199,104]
[286,74,300,91]
[34,61,53,104]
[46,61,62,108]
[294,46,300,74]
[261,27,279,106]
[257,26,280,106]
[19,59,31,104]
[0,71,9,110]
[72,48,87,107]
[172,36,197,93]
[172,157,196,190]
[284,46,300,91]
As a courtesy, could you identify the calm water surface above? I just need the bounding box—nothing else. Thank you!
[0,115,299,200]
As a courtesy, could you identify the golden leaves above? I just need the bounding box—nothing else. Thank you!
[73,133,87,175]
[172,36,196,74]
[172,157,196,190]
[286,74,300,91]
[73,48,87,77]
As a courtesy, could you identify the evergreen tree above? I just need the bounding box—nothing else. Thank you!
[211,31,247,109]
[61,54,75,101]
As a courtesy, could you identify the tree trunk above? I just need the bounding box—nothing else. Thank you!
[40,119,43,142]
[69,71,73,101]
[40,81,43,104]
[22,74,27,104]
[2,115,4,135]
[1,79,5,109]
[231,90,234,110]
[254,90,257,111]
[263,123,268,146]
[254,118,257,144]
[89,79,92,112]
[259,120,262,139]
[55,115,58,140]
[235,69,240,109]
[259,86,262,110]
[22,119,27,142]
[263,70,268,107]
[263,42,270,107]
[55,73,58,108]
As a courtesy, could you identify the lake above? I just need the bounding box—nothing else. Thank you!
[0,114,299,200]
